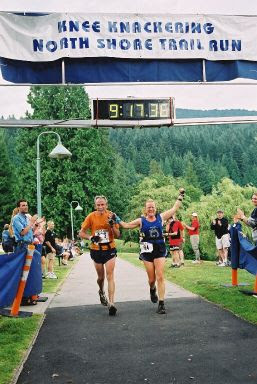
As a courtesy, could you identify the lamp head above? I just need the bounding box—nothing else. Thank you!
[49,142,72,159]
[75,203,83,211]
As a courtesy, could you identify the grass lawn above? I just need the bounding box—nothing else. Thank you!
[118,252,257,325]
[0,257,78,384]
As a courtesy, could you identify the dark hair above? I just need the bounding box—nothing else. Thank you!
[16,199,28,208]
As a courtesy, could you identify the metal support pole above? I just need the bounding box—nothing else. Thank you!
[69,201,82,241]
[61,59,66,84]
[36,131,61,217]
[70,204,74,241]
[202,59,207,82]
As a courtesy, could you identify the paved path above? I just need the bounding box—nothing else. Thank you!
[50,254,196,308]
[16,254,257,384]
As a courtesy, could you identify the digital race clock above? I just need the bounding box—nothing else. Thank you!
[92,98,175,122]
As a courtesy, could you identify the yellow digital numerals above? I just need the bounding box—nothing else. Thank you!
[109,104,119,118]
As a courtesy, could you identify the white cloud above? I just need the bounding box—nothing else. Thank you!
[86,81,257,111]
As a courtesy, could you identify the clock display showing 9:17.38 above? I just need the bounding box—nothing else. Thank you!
[94,99,171,120]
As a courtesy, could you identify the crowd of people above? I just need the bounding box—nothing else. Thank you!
[1,200,81,283]
[1,191,257,316]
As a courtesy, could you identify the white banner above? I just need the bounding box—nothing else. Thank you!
[0,13,256,62]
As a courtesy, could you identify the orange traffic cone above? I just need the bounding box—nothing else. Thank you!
[0,244,36,318]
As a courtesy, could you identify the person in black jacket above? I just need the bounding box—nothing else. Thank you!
[210,210,230,267]
[237,192,257,244]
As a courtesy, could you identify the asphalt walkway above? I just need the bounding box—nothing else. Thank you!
[16,254,257,384]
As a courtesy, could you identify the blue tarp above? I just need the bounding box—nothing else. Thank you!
[230,226,257,275]
[0,248,42,308]
[1,57,257,84]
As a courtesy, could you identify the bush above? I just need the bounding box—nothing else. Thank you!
[115,239,139,253]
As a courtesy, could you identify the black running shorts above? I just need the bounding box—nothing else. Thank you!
[90,248,117,264]
[139,243,167,262]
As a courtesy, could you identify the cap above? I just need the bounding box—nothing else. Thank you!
[217,209,224,213]
[192,212,198,217]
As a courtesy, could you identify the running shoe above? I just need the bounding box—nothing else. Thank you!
[218,262,226,267]
[98,290,108,306]
[46,272,58,279]
[150,287,158,303]
[108,305,117,316]
[156,302,166,314]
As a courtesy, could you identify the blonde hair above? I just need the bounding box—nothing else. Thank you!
[143,199,156,216]
[9,207,19,237]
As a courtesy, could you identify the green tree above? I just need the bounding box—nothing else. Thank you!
[0,130,17,228]
[162,156,172,176]
[183,153,200,188]
[181,178,256,260]
[15,86,127,237]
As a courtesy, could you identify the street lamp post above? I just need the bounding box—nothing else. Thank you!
[69,201,83,241]
[36,131,72,217]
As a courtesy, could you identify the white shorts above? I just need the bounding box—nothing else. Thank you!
[216,234,230,250]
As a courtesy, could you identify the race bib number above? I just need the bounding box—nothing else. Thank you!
[95,229,110,244]
[140,242,153,253]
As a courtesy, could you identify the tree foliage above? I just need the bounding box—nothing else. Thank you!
[0,130,17,227]
[109,122,257,192]
[15,86,132,237]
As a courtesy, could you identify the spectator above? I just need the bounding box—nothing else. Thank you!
[79,195,120,316]
[184,213,201,263]
[237,192,257,244]
[63,237,75,260]
[33,218,46,276]
[55,238,70,265]
[12,200,38,249]
[43,221,58,279]
[1,224,15,253]
[211,210,230,267]
[166,215,185,268]
[8,207,19,242]
[12,199,40,305]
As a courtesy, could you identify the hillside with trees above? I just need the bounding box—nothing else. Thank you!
[109,121,257,191]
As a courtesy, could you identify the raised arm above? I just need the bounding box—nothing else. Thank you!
[184,223,194,231]
[161,188,185,222]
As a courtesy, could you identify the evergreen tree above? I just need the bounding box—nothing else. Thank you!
[149,159,163,176]
[163,156,172,175]
[0,130,16,228]
[183,153,200,188]
[15,86,127,236]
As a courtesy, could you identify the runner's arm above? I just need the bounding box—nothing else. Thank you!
[161,188,185,222]
[119,218,141,229]
[111,224,120,239]
[79,228,92,241]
